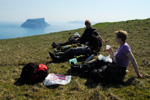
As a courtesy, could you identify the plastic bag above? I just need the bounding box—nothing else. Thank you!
[98,54,112,63]
[44,73,71,86]
[74,32,80,37]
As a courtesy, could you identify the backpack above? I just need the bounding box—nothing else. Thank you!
[88,34,102,52]
[20,63,48,83]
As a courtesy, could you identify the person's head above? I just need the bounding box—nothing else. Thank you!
[85,20,91,28]
[114,30,128,45]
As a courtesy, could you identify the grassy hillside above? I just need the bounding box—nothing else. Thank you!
[0,18,150,100]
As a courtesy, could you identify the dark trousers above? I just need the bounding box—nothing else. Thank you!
[58,38,80,46]
[55,46,91,59]
[73,60,126,83]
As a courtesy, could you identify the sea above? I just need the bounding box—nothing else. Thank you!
[0,22,85,40]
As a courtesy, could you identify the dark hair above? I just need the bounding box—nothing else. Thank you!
[115,30,128,42]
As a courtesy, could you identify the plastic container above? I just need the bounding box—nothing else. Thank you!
[69,58,77,64]
[106,45,111,51]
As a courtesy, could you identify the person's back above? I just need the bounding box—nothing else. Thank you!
[79,27,97,44]
[88,34,102,52]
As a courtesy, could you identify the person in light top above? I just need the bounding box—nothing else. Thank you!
[109,30,142,78]
[71,30,142,83]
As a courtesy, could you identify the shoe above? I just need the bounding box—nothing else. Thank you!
[91,69,102,75]
[54,49,59,54]
[52,42,58,48]
[90,65,107,75]
[71,62,83,70]
[49,51,59,61]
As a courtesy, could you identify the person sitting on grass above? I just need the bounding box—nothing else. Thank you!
[52,20,106,49]
[71,30,143,83]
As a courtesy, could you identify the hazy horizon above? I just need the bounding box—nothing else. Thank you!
[0,0,150,23]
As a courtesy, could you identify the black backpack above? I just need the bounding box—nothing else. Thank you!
[88,34,102,52]
[20,63,48,83]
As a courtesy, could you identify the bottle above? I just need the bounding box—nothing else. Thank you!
[85,54,95,62]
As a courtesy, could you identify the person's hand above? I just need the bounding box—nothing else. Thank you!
[74,38,79,41]
[104,40,108,43]
[137,73,143,78]
[108,47,113,53]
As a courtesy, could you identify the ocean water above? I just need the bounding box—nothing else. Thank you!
[0,22,85,40]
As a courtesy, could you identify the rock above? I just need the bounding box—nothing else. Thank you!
[21,18,50,28]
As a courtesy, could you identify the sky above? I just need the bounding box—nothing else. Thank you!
[0,0,150,23]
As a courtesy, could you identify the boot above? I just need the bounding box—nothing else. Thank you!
[49,51,59,62]
[71,62,84,72]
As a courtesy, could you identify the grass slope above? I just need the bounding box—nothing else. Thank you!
[0,18,150,100]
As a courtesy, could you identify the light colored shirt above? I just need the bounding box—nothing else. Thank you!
[113,43,131,68]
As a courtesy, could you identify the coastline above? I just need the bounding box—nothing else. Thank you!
[0,22,85,40]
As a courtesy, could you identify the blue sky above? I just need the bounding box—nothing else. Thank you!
[0,0,150,23]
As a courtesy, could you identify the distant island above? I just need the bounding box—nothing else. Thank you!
[21,18,50,28]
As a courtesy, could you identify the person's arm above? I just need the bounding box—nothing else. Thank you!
[98,35,107,43]
[126,52,143,78]
[108,47,115,58]
[93,30,107,43]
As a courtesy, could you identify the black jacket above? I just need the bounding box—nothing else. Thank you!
[79,27,98,44]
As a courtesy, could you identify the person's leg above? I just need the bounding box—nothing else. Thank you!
[65,46,91,57]
[99,63,126,83]
[58,37,77,47]
[49,46,91,62]
[71,59,107,74]
[52,39,74,48]
[49,51,66,62]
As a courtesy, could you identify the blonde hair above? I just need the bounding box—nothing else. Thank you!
[115,30,128,42]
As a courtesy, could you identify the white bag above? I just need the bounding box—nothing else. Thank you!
[98,54,112,63]
[74,32,80,37]
[44,73,71,86]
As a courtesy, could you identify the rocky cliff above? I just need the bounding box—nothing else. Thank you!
[21,18,50,28]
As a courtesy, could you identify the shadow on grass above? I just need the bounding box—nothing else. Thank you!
[67,68,136,89]
[46,59,68,64]
[122,77,136,86]
[14,77,60,89]
[14,78,45,86]
[46,55,88,64]
[85,77,136,89]
[45,85,59,89]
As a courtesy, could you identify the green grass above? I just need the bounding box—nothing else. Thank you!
[0,18,150,100]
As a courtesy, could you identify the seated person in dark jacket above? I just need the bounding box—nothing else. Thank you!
[49,34,102,62]
[79,20,106,44]
[52,20,106,48]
